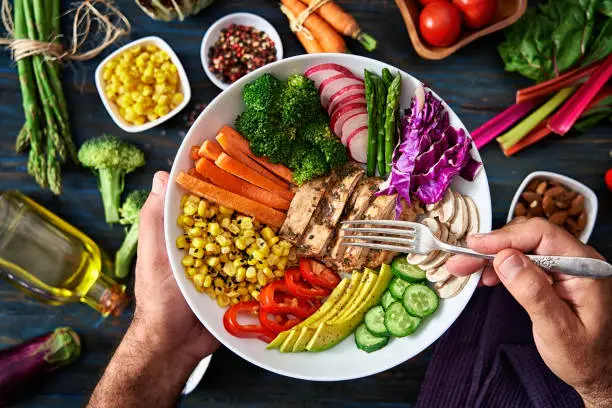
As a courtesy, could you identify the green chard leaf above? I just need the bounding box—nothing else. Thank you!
[584,19,612,64]
[599,0,612,18]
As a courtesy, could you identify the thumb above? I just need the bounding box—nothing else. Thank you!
[137,171,169,264]
[494,249,574,334]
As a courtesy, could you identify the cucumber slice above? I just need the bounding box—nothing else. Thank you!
[389,276,411,299]
[364,306,390,337]
[384,302,421,337]
[403,284,439,318]
[381,290,395,310]
[392,256,426,282]
[355,323,389,353]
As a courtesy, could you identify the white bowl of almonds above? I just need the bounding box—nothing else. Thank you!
[95,36,191,133]
[507,171,598,243]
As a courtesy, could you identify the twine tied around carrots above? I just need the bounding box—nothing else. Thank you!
[0,0,130,62]
[280,0,331,40]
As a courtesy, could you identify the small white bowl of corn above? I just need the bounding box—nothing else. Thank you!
[95,36,191,133]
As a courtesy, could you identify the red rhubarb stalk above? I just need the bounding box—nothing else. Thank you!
[516,59,603,104]
[471,98,542,149]
[548,54,612,136]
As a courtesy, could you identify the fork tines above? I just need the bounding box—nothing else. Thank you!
[339,220,418,253]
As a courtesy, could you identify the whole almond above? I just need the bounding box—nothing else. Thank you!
[522,191,540,203]
[542,195,556,216]
[535,181,548,195]
[576,211,587,230]
[549,211,568,226]
[515,202,527,217]
[530,200,543,216]
[568,194,584,216]
[544,186,567,199]
[566,191,579,201]
[555,198,570,209]
[565,218,579,236]
[525,179,540,192]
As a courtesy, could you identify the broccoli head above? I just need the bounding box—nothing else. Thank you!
[242,73,285,112]
[279,74,321,128]
[115,189,148,279]
[298,120,348,169]
[78,134,145,224]
[235,109,295,164]
[291,147,330,185]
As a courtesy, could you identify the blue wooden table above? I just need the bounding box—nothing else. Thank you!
[1,1,611,406]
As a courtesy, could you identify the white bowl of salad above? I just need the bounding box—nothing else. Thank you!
[165,54,492,381]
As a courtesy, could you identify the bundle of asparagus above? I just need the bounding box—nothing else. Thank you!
[13,0,76,194]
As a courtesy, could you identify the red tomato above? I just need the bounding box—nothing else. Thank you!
[419,2,462,47]
[299,258,341,289]
[452,0,497,29]
[605,168,612,192]
[418,0,448,4]
[285,267,331,299]
[223,301,276,343]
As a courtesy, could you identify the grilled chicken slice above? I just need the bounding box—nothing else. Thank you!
[325,178,381,267]
[299,164,365,258]
[280,173,334,244]
[339,193,397,273]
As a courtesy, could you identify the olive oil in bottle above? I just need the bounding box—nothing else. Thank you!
[0,191,127,317]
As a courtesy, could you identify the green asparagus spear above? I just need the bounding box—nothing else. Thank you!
[382,68,394,88]
[372,75,387,178]
[364,70,378,177]
[384,74,401,175]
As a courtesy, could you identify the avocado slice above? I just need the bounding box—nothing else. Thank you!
[331,268,378,324]
[292,271,363,352]
[268,278,349,351]
[307,264,393,352]
[279,330,298,353]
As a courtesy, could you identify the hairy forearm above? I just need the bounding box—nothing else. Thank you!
[87,326,197,408]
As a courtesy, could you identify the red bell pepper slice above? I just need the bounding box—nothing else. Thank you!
[299,258,341,289]
[223,301,276,343]
[259,308,302,333]
[284,267,331,299]
[259,280,320,318]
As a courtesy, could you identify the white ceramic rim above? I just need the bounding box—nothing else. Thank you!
[506,171,598,243]
[94,36,192,133]
[200,12,284,90]
[165,54,492,381]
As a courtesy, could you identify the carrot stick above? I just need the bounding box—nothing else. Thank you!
[215,153,295,202]
[280,0,347,53]
[187,167,206,181]
[280,4,325,53]
[176,172,286,228]
[198,140,223,162]
[300,0,377,51]
[190,146,200,160]
[216,132,290,190]
[217,126,294,185]
[195,158,291,211]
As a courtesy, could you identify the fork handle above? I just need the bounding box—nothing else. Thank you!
[439,243,612,279]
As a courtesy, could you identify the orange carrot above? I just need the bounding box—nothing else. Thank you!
[198,140,223,162]
[216,132,290,190]
[299,0,377,51]
[176,172,286,228]
[195,158,291,211]
[190,146,200,160]
[215,153,295,202]
[187,167,206,181]
[280,0,346,53]
[280,5,325,53]
[216,126,295,184]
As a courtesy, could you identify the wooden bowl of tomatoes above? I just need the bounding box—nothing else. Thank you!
[395,0,527,60]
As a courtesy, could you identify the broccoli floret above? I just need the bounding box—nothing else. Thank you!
[292,147,330,185]
[279,74,321,127]
[299,120,348,169]
[235,109,295,163]
[242,73,285,112]
[78,135,145,224]
[115,190,148,279]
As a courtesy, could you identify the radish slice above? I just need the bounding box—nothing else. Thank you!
[329,94,366,117]
[330,103,367,138]
[345,124,368,148]
[305,63,354,89]
[320,74,364,109]
[348,128,369,163]
[340,112,368,145]
[328,84,366,114]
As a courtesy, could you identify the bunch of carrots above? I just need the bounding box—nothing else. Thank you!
[472,54,612,156]
[280,0,377,53]
[179,126,295,228]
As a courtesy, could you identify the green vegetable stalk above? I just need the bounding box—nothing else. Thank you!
[373,75,387,178]
[115,190,148,279]
[384,74,401,175]
[381,68,394,88]
[364,70,378,177]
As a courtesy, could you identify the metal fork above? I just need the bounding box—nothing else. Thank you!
[340,220,612,279]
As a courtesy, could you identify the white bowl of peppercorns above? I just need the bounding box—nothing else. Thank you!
[201,13,283,90]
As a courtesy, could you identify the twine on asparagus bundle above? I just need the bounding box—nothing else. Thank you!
[0,0,131,63]
[280,0,330,39]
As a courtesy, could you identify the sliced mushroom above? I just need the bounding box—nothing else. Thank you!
[449,192,469,239]
[407,218,440,265]
[420,251,452,271]
[463,196,480,236]
[426,264,452,283]
[428,189,455,223]
[434,275,470,299]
